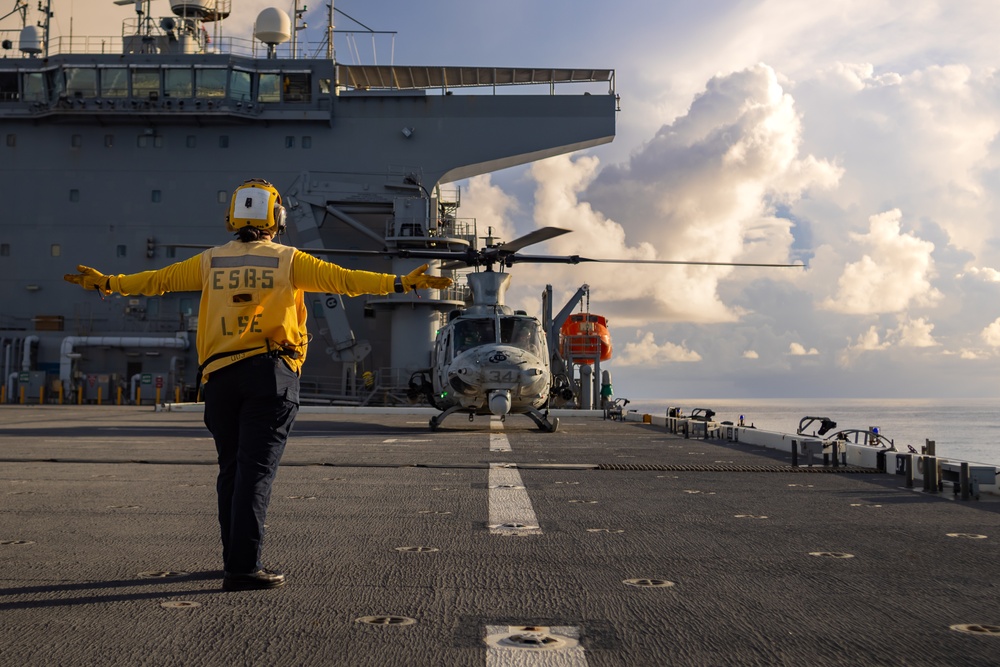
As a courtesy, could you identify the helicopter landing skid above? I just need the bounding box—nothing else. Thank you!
[428,405,558,432]
[524,407,560,433]
[428,404,470,431]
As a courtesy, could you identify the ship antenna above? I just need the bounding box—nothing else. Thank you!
[327,1,335,61]
[38,0,51,58]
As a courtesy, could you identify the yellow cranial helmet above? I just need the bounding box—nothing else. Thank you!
[226,178,286,233]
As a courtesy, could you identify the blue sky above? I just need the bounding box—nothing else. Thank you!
[32,1,1000,398]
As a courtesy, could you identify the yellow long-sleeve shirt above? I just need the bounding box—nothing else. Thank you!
[106,240,395,379]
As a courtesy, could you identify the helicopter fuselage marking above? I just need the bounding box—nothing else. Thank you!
[486,369,517,383]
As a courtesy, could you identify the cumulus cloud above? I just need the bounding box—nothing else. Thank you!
[742,350,759,359]
[838,325,889,366]
[894,317,939,348]
[838,317,941,366]
[820,209,941,314]
[614,332,702,366]
[959,267,1000,282]
[510,63,840,325]
[459,175,519,243]
[788,342,819,356]
[981,318,1000,347]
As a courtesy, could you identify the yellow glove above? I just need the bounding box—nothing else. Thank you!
[401,264,452,292]
[64,265,114,295]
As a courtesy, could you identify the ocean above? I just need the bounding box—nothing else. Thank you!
[623,397,1000,467]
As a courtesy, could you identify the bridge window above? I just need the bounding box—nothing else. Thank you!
[132,68,160,100]
[164,68,193,98]
[101,68,129,97]
[219,135,229,148]
[116,244,127,257]
[0,71,16,102]
[69,189,79,202]
[302,136,312,149]
[285,136,294,148]
[71,134,82,148]
[258,73,280,103]
[229,70,251,102]
[186,135,197,148]
[282,72,311,102]
[6,134,15,147]
[0,243,9,256]
[64,68,97,97]
[151,190,161,203]
[50,244,61,257]
[104,134,114,148]
[196,68,226,98]
[22,72,45,102]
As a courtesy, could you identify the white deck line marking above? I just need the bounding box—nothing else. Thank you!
[485,625,588,666]
[490,432,512,452]
[489,416,505,430]
[488,462,542,535]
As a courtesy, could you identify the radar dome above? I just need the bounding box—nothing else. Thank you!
[19,25,43,55]
[255,8,291,45]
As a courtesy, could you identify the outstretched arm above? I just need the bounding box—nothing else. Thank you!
[291,253,452,295]
[400,264,452,292]
[63,255,202,296]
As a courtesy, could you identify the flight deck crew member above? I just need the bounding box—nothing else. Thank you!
[64,178,452,591]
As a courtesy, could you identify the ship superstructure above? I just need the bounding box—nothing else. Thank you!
[0,1,616,404]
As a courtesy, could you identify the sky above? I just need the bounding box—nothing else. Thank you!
[21,1,1000,399]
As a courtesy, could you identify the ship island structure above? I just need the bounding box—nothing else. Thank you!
[0,0,618,407]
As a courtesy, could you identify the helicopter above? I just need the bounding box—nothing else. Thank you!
[302,225,802,432]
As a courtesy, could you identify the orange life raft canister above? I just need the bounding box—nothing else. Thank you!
[559,313,612,364]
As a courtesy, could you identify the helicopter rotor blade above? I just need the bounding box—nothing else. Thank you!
[165,239,806,269]
[495,227,571,254]
[508,253,806,268]
[164,244,472,262]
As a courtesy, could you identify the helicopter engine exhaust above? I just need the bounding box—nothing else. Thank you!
[488,389,512,416]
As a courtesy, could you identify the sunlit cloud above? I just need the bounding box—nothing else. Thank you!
[788,342,819,356]
[614,331,702,366]
[820,209,941,314]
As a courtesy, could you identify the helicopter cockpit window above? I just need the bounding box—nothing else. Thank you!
[500,317,542,355]
[454,319,496,353]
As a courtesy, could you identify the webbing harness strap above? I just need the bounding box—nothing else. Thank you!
[194,346,263,402]
[194,344,302,402]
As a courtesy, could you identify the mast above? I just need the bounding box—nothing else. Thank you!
[327,0,334,61]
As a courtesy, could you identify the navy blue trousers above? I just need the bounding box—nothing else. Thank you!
[203,355,299,574]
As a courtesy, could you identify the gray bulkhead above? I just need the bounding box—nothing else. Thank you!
[0,53,615,403]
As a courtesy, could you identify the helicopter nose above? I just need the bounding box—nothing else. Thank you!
[488,389,511,416]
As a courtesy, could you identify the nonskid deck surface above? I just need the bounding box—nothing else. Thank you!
[1,406,998,666]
